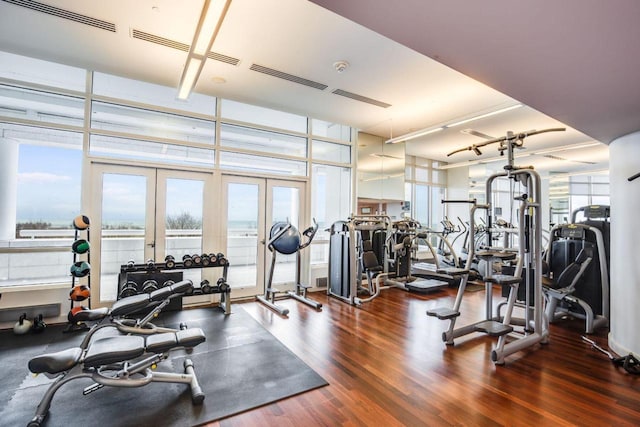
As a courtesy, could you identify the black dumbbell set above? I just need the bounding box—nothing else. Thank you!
[121,252,229,273]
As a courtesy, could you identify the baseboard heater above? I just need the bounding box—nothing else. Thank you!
[0,303,61,323]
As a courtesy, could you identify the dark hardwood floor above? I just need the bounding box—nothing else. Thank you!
[205,286,640,427]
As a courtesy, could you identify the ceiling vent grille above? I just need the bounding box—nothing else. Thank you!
[331,89,391,108]
[131,29,240,66]
[249,64,328,90]
[207,51,240,66]
[2,0,115,32]
[131,29,189,52]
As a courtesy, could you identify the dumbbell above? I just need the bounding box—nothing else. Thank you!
[201,253,211,267]
[162,279,175,288]
[191,253,202,265]
[183,254,193,268]
[216,253,228,266]
[142,279,159,293]
[165,255,176,269]
[119,281,138,299]
[217,277,230,293]
[200,279,212,294]
[126,259,135,270]
[146,259,155,270]
[200,279,213,294]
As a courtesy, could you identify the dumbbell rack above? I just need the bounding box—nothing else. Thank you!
[64,225,91,333]
[117,254,231,314]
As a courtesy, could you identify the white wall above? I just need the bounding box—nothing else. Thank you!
[608,131,639,357]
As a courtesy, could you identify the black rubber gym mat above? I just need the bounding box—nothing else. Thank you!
[0,306,328,426]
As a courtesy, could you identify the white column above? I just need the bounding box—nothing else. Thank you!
[0,137,19,240]
[609,130,640,356]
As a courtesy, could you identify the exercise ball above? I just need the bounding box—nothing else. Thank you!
[270,222,300,255]
[71,239,90,254]
[73,215,90,230]
[69,284,90,301]
[70,261,91,277]
[68,306,87,323]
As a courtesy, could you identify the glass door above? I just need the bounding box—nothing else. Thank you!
[91,164,213,306]
[222,175,305,298]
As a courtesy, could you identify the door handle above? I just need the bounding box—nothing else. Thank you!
[147,241,155,248]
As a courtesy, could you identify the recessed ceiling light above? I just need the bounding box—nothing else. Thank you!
[152,6,160,12]
[211,76,226,84]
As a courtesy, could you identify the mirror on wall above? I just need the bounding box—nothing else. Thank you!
[356,132,405,218]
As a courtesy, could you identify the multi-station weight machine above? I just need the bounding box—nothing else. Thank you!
[427,127,565,364]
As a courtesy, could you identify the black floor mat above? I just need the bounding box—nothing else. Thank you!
[0,306,328,426]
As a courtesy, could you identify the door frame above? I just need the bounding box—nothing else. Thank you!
[221,174,307,299]
[90,162,215,307]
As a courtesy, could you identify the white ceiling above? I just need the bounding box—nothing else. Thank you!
[0,0,618,175]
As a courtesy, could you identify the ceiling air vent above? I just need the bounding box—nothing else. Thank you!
[131,29,189,52]
[2,0,115,32]
[249,64,328,90]
[131,29,240,66]
[331,89,391,108]
[207,52,240,66]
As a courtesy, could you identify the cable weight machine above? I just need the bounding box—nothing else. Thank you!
[428,127,565,364]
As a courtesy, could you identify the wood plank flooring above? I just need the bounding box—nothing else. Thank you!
[204,286,640,426]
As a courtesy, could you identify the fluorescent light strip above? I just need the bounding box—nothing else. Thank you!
[178,57,203,100]
[385,104,522,144]
[177,0,232,100]
[386,126,444,144]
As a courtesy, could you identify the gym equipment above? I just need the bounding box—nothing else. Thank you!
[119,281,138,299]
[26,328,206,427]
[146,258,156,270]
[581,336,640,375]
[69,261,90,278]
[428,128,563,364]
[141,279,159,293]
[191,253,202,265]
[200,279,212,294]
[69,285,90,301]
[164,255,176,269]
[71,239,90,254]
[66,214,92,333]
[126,259,135,269]
[544,205,610,333]
[183,254,194,268]
[257,219,322,315]
[13,313,32,335]
[216,253,228,266]
[384,219,451,293]
[201,253,211,266]
[162,279,175,288]
[327,216,391,305]
[32,314,46,333]
[72,214,90,230]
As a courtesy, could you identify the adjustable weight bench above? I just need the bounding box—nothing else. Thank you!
[26,328,206,427]
[70,279,195,349]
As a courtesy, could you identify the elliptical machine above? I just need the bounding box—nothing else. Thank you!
[257,219,322,316]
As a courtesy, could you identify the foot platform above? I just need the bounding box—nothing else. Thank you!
[426,307,460,320]
[436,267,469,276]
[485,274,521,285]
[473,320,513,336]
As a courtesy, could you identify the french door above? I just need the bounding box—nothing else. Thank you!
[90,163,215,306]
[221,175,306,299]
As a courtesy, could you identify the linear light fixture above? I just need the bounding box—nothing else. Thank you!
[177,0,232,100]
[446,104,523,128]
[385,103,522,144]
[385,126,444,144]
